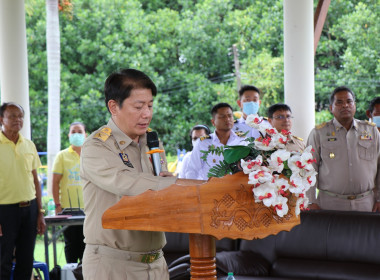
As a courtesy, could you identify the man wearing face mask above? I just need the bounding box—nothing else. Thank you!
[234,85,269,139]
[366,97,380,132]
[52,121,87,263]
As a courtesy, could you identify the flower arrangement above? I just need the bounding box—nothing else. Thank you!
[201,114,317,217]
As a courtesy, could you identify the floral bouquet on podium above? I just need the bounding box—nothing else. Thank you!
[201,115,317,217]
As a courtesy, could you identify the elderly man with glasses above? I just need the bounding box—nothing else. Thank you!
[267,103,305,152]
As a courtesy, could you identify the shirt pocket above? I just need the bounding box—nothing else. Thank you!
[321,140,341,162]
[23,153,35,171]
[358,140,374,161]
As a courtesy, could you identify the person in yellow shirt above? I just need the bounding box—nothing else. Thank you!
[0,102,45,279]
[52,122,86,263]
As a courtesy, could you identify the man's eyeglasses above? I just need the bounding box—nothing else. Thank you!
[272,115,294,120]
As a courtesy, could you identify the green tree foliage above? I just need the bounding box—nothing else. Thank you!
[24,0,378,154]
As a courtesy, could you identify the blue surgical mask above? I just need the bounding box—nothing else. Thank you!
[243,101,260,115]
[372,116,380,127]
[69,133,85,147]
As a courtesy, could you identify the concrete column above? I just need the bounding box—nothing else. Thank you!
[0,0,31,138]
[284,0,315,141]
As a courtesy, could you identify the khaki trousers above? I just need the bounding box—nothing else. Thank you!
[318,191,375,212]
[82,244,169,280]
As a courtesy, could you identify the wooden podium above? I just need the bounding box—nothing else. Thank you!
[102,172,300,279]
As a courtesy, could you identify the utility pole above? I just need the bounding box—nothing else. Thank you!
[232,44,241,91]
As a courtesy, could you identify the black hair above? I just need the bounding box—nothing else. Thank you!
[267,104,292,118]
[0,102,24,117]
[189,124,211,141]
[211,103,233,118]
[70,122,86,131]
[238,85,261,99]
[104,68,157,112]
[329,86,356,105]
[368,97,380,113]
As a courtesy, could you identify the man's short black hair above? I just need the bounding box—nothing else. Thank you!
[329,86,356,105]
[104,68,157,112]
[211,103,233,118]
[189,124,211,141]
[267,104,292,118]
[368,97,380,114]
[238,85,261,99]
[0,102,24,117]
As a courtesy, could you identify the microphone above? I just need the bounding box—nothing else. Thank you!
[147,131,161,176]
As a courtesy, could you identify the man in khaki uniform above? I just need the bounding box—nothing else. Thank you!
[80,69,196,280]
[307,86,380,212]
[267,103,305,152]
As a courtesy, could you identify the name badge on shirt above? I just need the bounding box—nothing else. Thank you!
[119,153,134,168]
[360,131,372,140]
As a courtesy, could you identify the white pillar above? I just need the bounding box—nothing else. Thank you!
[0,0,31,138]
[284,0,315,141]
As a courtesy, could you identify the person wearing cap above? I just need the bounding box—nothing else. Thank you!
[177,124,211,179]
[80,68,200,279]
[0,102,45,279]
[307,86,380,212]
[52,121,87,263]
[186,103,247,180]
[267,103,305,152]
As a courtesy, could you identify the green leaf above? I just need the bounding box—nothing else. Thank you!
[223,145,251,164]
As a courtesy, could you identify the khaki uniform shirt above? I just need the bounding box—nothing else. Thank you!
[306,118,380,204]
[286,135,306,153]
[80,118,177,252]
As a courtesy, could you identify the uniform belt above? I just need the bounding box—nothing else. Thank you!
[87,244,163,264]
[320,189,372,200]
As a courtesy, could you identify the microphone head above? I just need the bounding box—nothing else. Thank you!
[147,131,160,149]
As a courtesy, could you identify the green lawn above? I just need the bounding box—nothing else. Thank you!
[34,236,67,268]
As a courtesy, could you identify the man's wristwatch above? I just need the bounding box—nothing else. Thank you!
[39,208,46,214]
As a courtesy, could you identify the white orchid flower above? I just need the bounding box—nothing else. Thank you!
[252,182,277,207]
[267,149,291,173]
[254,136,276,151]
[273,196,289,217]
[240,155,263,174]
[295,196,309,216]
[273,176,290,196]
[248,167,273,185]
[246,114,264,129]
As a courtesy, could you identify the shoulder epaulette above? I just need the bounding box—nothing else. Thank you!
[316,122,327,130]
[146,127,153,132]
[293,135,303,141]
[200,135,211,141]
[234,119,237,123]
[236,131,248,137]
[262,117,268,121]
[365,120,376,127]
[94,127,111,142]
